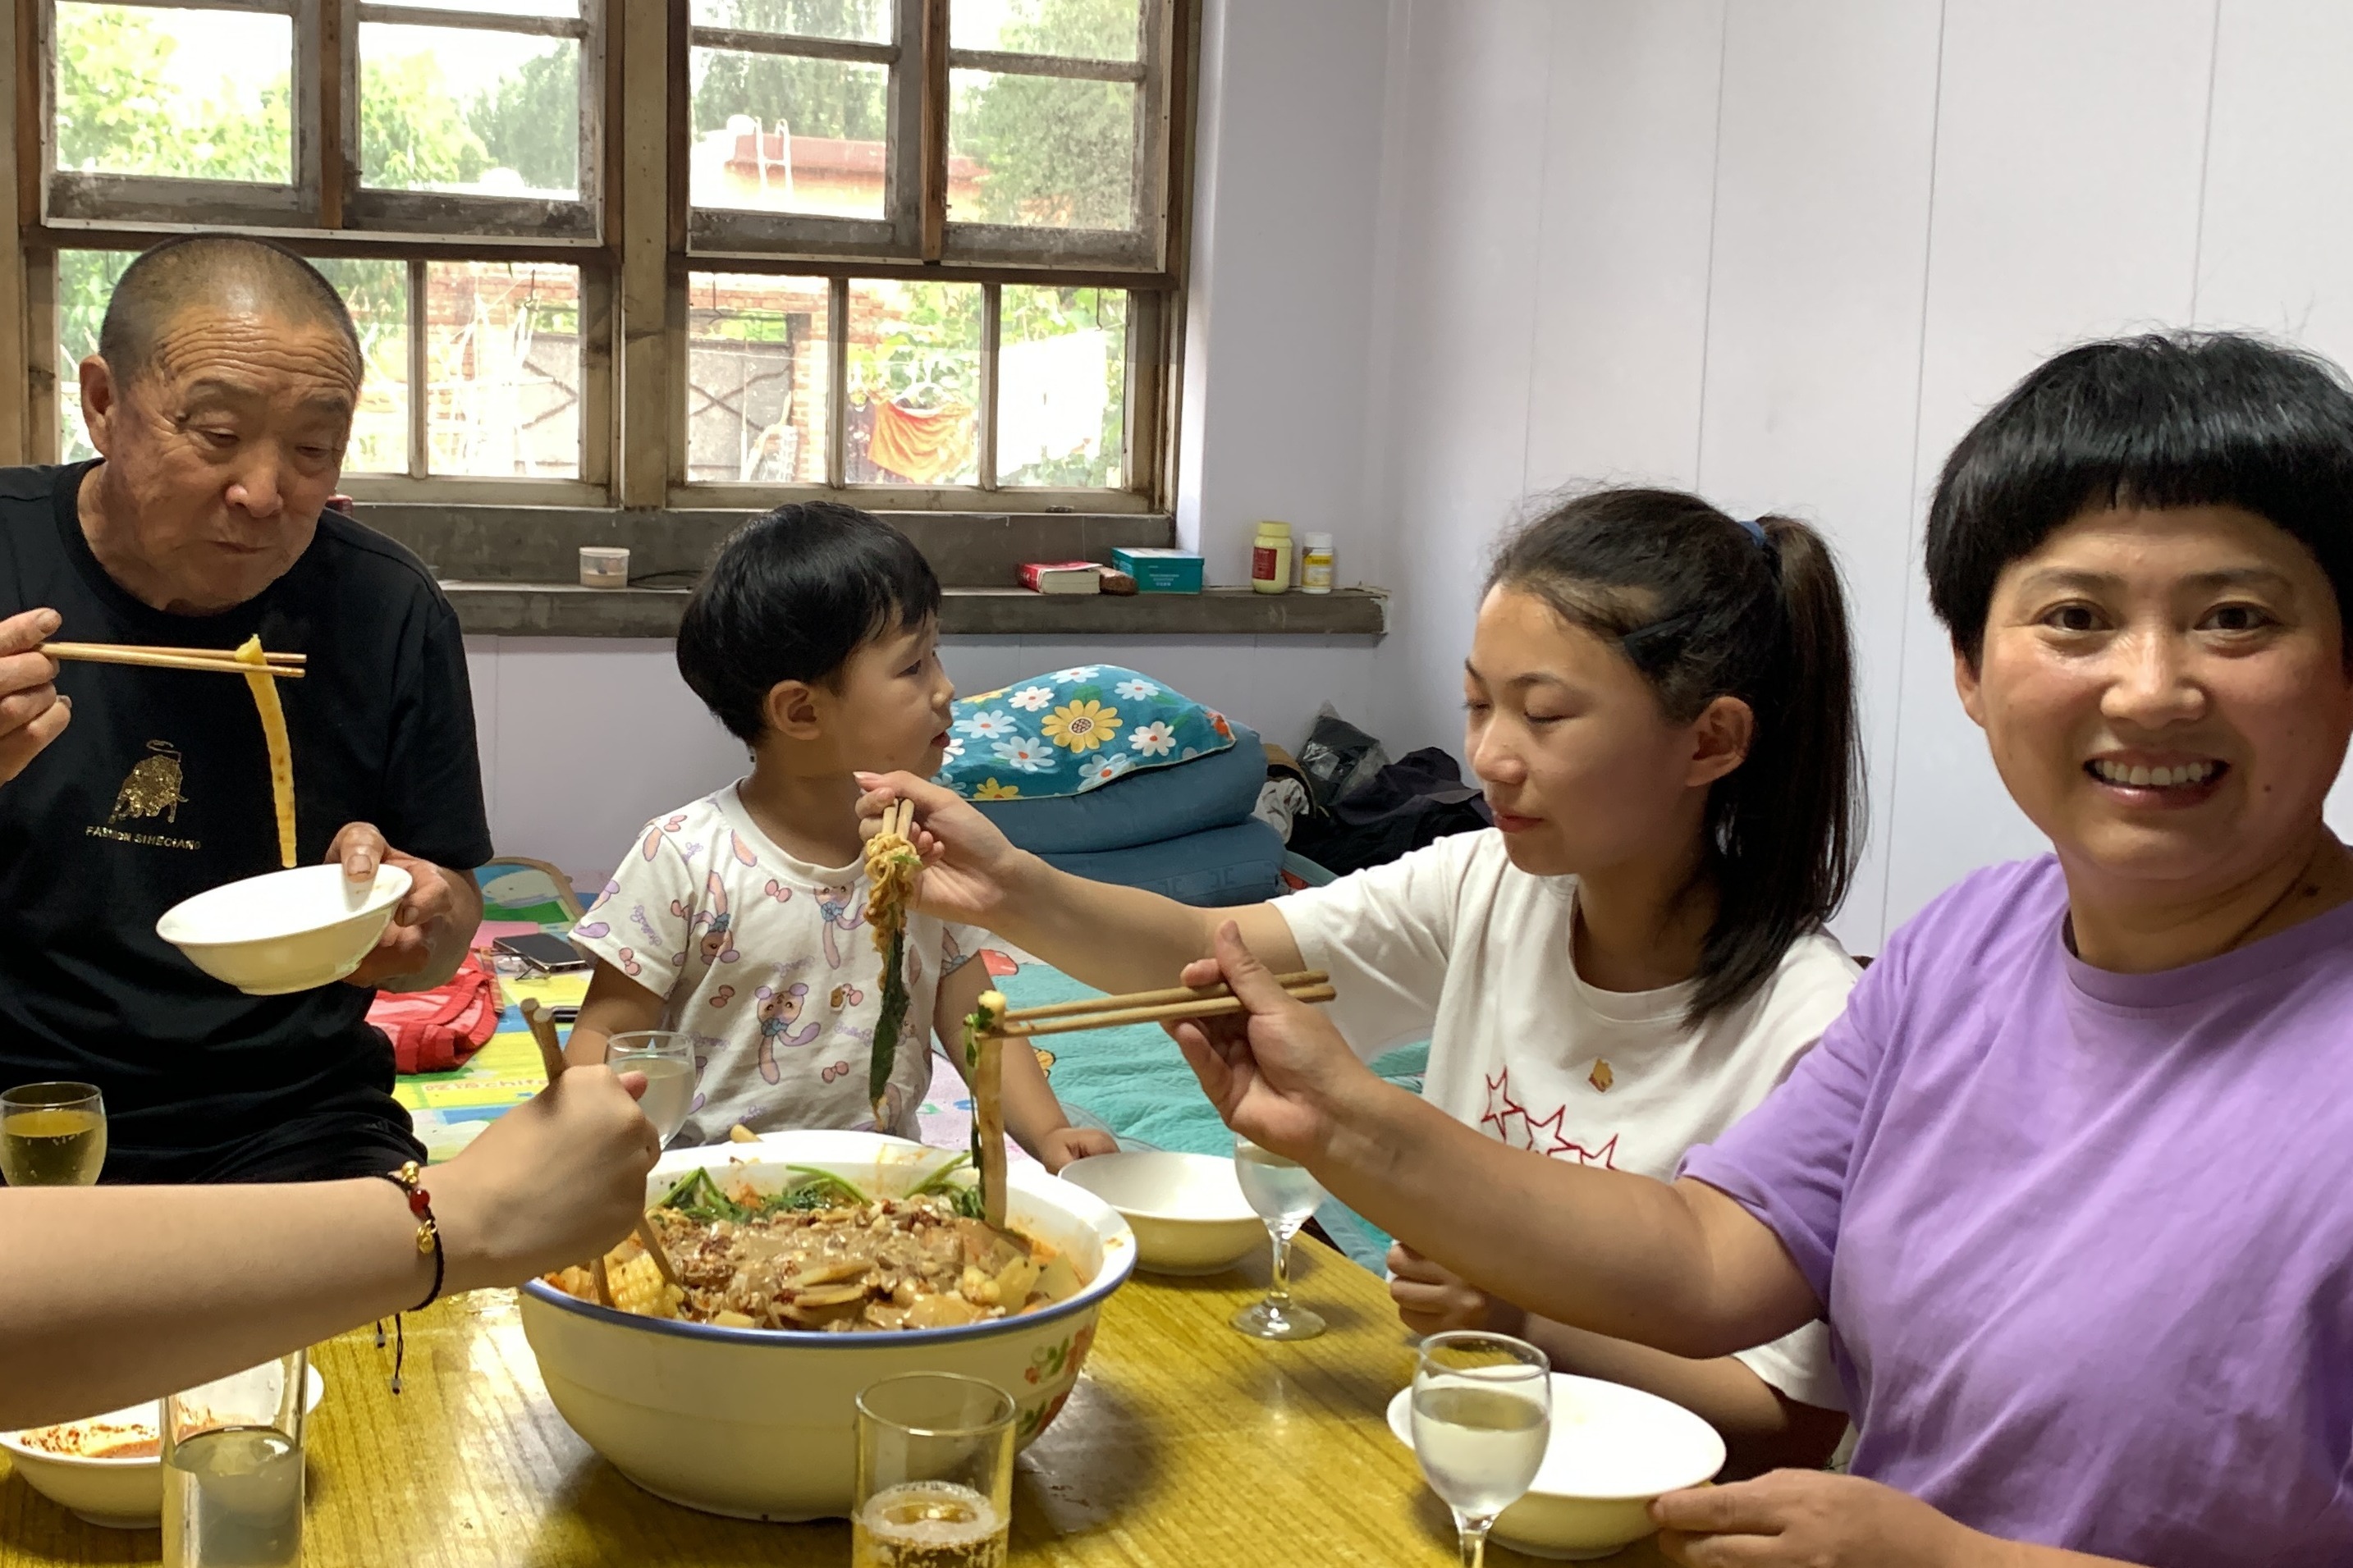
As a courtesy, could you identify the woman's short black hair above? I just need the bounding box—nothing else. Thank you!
[676,502,942,744]
[1928,331,2353,665]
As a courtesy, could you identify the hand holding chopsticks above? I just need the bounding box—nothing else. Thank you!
[523,997,678,1296]
[43,641,305,679]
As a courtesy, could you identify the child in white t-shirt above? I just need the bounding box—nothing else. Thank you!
[863,487,1866,1474]
[564,503,1112,1171]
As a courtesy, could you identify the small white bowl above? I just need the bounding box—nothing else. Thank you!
[157,863,412,995]
[1387,1374,1725,1560]
[1056,1150,1266,1276]
[0,1365,326,1529]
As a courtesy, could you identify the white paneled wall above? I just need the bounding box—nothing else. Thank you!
[1366,0,2353,950]
[465,635,1376,885]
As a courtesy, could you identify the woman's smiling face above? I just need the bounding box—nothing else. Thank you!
[1957,503,2353,903]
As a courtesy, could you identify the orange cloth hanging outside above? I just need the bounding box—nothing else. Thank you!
[867,398,977,484]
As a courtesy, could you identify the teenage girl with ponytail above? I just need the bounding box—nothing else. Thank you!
[858,487,1865,1474]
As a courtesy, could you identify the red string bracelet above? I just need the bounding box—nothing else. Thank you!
[368,1160,445,1393]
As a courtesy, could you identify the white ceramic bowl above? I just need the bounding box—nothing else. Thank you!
[519,1129,1138,1522]
[1055,1150,1266,1276]
[0,1365,326,1529]
[1387,1374,1725,1560]
[156,863,412,995]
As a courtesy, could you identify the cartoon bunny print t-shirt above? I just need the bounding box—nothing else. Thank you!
[570,784,983,1146]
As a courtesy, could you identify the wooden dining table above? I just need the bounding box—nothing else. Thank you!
[0,1237,1675,1566]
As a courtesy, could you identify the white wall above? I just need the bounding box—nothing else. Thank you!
[1177,0,1394,587]
[1364,0,2353,951]
[467,634,1376,885]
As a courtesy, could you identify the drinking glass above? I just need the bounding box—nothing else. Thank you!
[0,1081,106,1186]
[1410,1331,1552,1568]
[163,1350,308,1568]
[605,1031,698,1148]
[853,1372,1016,1568]
[1229,1132,1327,1340]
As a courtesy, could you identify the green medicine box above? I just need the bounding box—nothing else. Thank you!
[1111,547,1205,593]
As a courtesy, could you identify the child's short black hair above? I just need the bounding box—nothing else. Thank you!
[1928,331,2353,665]
[676,502,942,743]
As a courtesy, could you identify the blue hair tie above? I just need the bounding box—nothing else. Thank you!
[1737,517,1771,550]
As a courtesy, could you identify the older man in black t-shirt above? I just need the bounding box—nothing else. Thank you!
[0,235,488,1184]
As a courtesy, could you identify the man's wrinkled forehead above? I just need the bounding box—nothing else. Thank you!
[140,306,360,412]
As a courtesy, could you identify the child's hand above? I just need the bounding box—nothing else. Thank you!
[854,772,1036,922]
[1389,1242,1528,1337]
[1037,1126,1119,1172]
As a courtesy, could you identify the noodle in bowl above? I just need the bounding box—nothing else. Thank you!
[518,1130,1137,1521]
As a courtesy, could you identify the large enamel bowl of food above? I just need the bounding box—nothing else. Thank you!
[1387,1374,1726,1559]
[1055,1150,1266,1275]
[155,863,412,995]
[0,1366,326,1529]
[519,1130,1137,1522]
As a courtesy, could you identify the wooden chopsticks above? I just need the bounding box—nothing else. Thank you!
[988,971,1336,1039]
[520,997,679,1296]
[43,641,305,679]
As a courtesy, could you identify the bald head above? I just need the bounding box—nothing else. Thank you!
[98,235,361,386]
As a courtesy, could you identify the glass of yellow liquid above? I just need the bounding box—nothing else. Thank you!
[0,1081,106,1186]
[853,1373,1015,1568]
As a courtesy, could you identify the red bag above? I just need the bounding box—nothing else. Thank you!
[371,954,501,1075]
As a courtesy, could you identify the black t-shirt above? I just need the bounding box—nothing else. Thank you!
[0,462,492,1182]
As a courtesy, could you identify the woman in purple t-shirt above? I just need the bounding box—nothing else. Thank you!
[1169,331,2353,1567]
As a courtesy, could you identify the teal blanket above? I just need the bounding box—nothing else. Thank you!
[997,958,1423,1272]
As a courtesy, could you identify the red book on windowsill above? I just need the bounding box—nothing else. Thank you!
[1018,561,1104,594]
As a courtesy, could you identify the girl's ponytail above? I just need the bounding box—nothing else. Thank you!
[1489,491,1863,1026]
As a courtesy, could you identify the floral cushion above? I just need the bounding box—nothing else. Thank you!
[934,665,1236,802]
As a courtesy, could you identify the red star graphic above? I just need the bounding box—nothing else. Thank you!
[1482,1067,1620,1166]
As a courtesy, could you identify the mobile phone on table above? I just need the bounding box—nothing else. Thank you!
[491,934,588,973]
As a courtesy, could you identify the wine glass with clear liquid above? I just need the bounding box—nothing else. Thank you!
[0,1081,106,1186]
[1230,1132,1327,1340]
[604,1032,698,1148]
[1411,1331,1552,1568]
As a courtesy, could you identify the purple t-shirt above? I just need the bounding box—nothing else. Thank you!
[1682,856,2353,1565]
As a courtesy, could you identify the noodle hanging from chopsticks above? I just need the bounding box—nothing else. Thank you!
[862,818,923,1127]
[963,990,1009,1229]
[233,635,295,868]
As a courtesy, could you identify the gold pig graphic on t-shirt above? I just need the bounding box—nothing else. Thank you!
[109,741,188,825]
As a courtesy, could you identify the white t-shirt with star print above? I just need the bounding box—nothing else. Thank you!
[569,783,983,1149]
[1279,827,1859,1410]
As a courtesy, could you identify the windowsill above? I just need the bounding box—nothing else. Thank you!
[441,582,1389,638]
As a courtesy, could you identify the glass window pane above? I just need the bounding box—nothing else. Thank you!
[846,281,981,487]
[311,260,411,477]
[391,0,579,17]
[359,24,580,199]
[690,48,889,217]
[54,4,292,183]
[999,286,1124,488]
[57,250,135,464]
[686,273,835,485]
[689,0,891,44]
[425,263,581,478]
[951,0,1140,62]
[949,70,1135,231]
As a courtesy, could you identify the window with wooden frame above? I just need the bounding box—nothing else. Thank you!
[18,0,613,502]
[673,0,1183,511]
[8,1,1190,516]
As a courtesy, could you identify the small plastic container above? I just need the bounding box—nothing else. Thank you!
[1301,533,1334,594]
[1252,521,1292,595]
[579,546,630,589]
